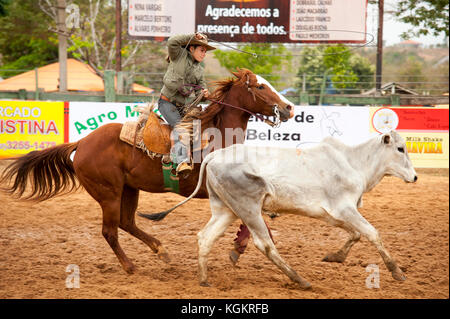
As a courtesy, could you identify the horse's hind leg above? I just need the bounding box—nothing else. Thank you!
[119,185,170,263]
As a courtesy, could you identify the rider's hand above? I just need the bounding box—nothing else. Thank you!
[195,33,207,41]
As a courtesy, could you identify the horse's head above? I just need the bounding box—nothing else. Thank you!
[232,68,294,123]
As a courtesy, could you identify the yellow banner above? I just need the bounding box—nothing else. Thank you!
[0,101,65,159]
[369,107,449,168]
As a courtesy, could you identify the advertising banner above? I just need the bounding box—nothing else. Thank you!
[128,0,368,43]
[68,102,144,142]
[0,101,66,159]
[369,107,449,168]
[128,0,196,38]
[245,106,372,149]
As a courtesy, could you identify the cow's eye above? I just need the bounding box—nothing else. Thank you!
[397,147,405,153]
[258,85,264,90]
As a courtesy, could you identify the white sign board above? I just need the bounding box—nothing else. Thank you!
[69,102,144,142]
[289,0,367,42]
[128,0,196,38]
[245,106,373,149]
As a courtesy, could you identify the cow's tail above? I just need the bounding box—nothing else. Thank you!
[138,152,215,221]
[0,142,79,202]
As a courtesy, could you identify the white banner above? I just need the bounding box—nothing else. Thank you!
[289,0,367,42]
[128,0,196,38]
[245,106,373,149]
[69,102,144,142]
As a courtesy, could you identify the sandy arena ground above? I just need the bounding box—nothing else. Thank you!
[0,160,448,299]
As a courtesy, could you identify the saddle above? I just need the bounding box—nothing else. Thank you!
[119,104,210,157]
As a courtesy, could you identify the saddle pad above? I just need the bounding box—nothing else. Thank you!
[119,121,143,146]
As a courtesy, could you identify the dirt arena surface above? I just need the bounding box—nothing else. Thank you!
[0,160,448,299]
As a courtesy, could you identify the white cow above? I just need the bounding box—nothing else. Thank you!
[145,131,417,289]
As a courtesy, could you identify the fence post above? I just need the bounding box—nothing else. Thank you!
[117,71,124,94]
[391,94,400,106]
[319,72,328,106]
[104,70,116,102]
[34,68,39,100]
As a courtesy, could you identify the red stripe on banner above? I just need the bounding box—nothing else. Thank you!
[64,101,69,143]
[393,108,449,132]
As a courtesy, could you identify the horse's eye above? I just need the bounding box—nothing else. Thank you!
[397,147,404,153]
[258,85,264,90]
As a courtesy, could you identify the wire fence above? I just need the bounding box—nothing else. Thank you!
[1,68,449,96]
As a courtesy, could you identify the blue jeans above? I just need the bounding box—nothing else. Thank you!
[158,98,189,165]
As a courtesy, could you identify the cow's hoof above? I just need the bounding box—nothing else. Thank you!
[297,279,312,290]
[200,281,211,287]
[229,249,240,266]
[392,269,406,281]
[322,252,345,263]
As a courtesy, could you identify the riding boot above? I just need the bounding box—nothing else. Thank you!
[170,129,192,177]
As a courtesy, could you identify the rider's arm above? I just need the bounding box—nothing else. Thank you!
[167,33,196,62]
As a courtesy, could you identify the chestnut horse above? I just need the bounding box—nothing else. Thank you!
[0,68,293,274]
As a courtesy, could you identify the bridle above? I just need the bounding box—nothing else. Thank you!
[180,82,282,128]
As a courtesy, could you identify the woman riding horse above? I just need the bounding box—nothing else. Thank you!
[158,33,216,176]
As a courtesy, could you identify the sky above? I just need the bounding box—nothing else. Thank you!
[367,0,448,47]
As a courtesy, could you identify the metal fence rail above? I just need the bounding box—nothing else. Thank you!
[0,69,448,106]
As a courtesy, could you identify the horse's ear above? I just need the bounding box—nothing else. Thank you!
[232,67,242,78]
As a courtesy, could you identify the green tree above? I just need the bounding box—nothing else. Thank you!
[398,56,425,91]
[296,45,374,94]
[213,43,292,89]
[0,0,10,16]
[38,0,166,87]
[395,0,449,38]
[0,0,57,77]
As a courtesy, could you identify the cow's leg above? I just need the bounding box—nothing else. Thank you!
[333,207,405,281]
[242,213,311,290]
[119,185,170,263]
[197,195,237,287]
[322,230,361,263]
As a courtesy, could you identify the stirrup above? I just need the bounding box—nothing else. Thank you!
[176,162,192,176]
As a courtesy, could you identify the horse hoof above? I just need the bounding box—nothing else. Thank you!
[322,252,345,263]
[200,281,211,287]
[229,249,240,266]
[392,269,406,281]
[124,264,137,274]
[158,252,171,264]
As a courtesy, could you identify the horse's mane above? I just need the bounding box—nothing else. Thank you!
[175,69,251,135]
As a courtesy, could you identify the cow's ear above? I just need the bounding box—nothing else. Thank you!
[382,133,391,144]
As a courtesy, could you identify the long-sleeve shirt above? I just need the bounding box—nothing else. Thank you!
[160,34,208,107]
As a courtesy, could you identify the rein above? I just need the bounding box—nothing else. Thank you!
[180,83,281,128]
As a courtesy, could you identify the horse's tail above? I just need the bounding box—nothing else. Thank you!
[138,151,216,222]
[0,142,79,202]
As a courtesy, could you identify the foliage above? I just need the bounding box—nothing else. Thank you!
[0,0,10,16]
[38,0,166,85]
[296,45,374,94]
[0,1,58,77]
[213,43,292,88]
[395,0,449,38]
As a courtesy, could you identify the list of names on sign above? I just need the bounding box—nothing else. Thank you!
[128,0,195,38]
[289,0,366,42]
